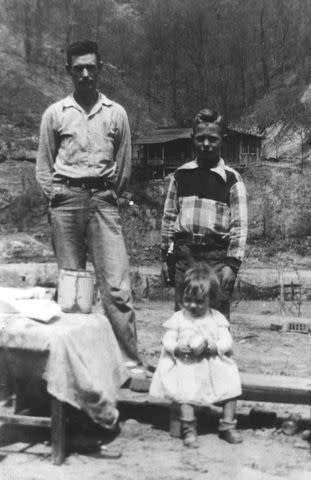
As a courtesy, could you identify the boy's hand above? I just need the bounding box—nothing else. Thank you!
[161,259,175,286]
[221,266,236,291]
[161,262,170,284]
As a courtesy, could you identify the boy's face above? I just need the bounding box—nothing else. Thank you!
[193,123,223,166]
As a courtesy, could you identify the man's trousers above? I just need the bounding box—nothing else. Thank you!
[49,182,139,361]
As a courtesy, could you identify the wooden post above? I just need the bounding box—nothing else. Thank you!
[278,264,285,316]
[162,145,165,178]
[51,396,66,465]
[256,142,260,164]
[239,139,243,166]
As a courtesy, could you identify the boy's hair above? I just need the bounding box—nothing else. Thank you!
[192,108,226,135]
[66,40,101,66]
[182,263,220,303]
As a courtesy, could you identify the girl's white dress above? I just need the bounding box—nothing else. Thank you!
[150,308,241,405]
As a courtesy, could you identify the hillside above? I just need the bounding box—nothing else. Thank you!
[0,0,311,265]
[1,159,311,269]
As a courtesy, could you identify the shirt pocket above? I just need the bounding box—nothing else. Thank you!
[93,121,117,161]
[59,129,88,165]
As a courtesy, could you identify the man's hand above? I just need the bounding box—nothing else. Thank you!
[221,266,236,291]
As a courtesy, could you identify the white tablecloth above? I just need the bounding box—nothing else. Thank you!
[0,312,129,429]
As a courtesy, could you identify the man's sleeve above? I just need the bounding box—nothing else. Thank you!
[114,106,132,196]
[227,176,248,273]
[161,174,179,255]
[36,106,58,198]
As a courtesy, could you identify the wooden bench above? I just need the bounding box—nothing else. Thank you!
[125,373,311,436]
[1,372,309,464]
[240,373,311,406]
[128,372,311,406]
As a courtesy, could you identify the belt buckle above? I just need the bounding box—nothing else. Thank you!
[192,233,204,245]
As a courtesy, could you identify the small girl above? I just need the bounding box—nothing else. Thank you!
[150,264,242,448]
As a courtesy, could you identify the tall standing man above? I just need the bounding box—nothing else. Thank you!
[161,108,248,319]
[36,40,139,362]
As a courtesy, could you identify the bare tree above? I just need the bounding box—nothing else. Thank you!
[259,0,270,91]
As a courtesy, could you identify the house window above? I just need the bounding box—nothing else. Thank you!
[242,140,257,154]
[249,141,256,154]
[241,142,248,154]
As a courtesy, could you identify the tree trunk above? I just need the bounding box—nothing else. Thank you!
[260,4,270,91]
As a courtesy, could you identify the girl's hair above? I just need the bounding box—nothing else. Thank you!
[182,263,220,303]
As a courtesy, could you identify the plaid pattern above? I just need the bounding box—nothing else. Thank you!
[161,160,248,266]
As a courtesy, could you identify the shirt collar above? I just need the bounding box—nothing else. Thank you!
[62,92,113,111]
[178,157,227,182]
[210,158,227,182]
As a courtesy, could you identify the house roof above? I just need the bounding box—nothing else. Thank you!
[133,128,193,145]
[133,126,263,145]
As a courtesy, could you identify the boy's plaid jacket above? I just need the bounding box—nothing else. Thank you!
[161,158,248,272]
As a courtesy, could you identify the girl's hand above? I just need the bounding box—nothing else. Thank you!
[174,344,192,357]
[191,342,206,356]
[206,339,218,356]
[189,335,206,356]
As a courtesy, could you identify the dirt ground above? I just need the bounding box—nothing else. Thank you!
[1,299,311,480]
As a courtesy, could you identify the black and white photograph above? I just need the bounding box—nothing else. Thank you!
[0,1,311,479]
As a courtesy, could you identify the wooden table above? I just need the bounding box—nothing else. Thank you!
[0,312,128,465]
[0,347,66,465]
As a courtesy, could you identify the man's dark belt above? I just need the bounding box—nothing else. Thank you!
[174,232,229,249]
[54,175,114,190]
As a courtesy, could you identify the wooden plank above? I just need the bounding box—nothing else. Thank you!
[119,388,169,406]
[51,397,66,466]
[241,373,311,405]
[119,373,311,406]
[0,414,51,427]
[231,312,311,327]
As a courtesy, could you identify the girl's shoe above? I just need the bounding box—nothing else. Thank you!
[182,421,199,448]
[219,429,243,444]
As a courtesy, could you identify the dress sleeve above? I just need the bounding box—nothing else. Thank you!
[162,312,180,354]
[214,311,233,356]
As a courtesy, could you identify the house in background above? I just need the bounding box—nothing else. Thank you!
[133,126,263,178]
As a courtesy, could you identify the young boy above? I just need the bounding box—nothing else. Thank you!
[161,108,248,319]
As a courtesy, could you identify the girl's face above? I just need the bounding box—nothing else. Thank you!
[182,294,210,318]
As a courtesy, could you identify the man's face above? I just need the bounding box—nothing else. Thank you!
[67,53,100,94]
[193,123,223,166]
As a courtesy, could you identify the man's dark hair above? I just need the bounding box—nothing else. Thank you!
[66,40,101,66]
[193,108,226,135]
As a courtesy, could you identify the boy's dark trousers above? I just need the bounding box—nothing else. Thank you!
[173,240,236,320]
